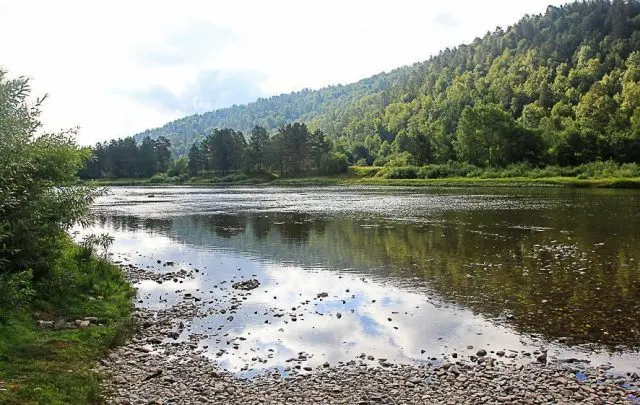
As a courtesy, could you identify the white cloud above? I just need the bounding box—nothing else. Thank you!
[0,0,568,145]
[127,69,265,114]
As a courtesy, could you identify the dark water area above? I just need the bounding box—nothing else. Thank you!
[80,186,640,375]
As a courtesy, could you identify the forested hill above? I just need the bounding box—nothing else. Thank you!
[135,0,640,165]
[133,70,409,156]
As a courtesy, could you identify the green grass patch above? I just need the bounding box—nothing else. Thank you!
[0,241,135,405]
[82,162,640,189]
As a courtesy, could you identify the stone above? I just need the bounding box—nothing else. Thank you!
[37,320,54,328]
[53,319,66,330]
[232,279,260,291]
[537,351,548,363]
[77,320,91,329]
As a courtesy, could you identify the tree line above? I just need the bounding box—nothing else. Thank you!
[188,123,347,177]
[82,123,348,180]
[80,136,179,179]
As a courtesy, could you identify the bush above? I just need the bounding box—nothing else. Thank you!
[149,173,168,183]
[0,70,101,281]
[0,271,34,316]
[373,156,388,166]
[167,157,188,177]
[221,173,248,183]
[322,152,349,174]
[381,166,419,179]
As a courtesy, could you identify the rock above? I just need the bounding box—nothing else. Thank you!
[166,331,180,339]
[37,320,54,328]
[232,279,260,291]
[448,366,461,376]
[77,320,91,329]
[97,259,640,405]
[537,351,548,363]
[53,319,66,330]
[142,369,163,381]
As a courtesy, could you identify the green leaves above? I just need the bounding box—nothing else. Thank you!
[0,70,99,280]
[454,104,543,167]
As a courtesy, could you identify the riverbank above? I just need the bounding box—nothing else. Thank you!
[98,262,640,405]
[84,175,640,188]
[0,241,134,405]
[83,165,640,188]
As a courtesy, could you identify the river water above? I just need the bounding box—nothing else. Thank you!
[81,186,640,375]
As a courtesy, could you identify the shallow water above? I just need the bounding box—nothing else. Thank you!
[81,186,640,375]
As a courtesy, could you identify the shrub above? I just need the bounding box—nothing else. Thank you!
[323,152,349,174]
[0,271,34,316]
[373,156,388,167]
[149,173,168,183]
[381,166,419,179]
[0,70,101,281]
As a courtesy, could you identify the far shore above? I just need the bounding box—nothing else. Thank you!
[83,173,640,189]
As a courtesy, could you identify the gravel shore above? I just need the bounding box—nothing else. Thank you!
[99,265,640,404]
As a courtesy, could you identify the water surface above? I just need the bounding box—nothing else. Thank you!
[82,186,640,374]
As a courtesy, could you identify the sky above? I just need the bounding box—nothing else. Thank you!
[0,0,568,145]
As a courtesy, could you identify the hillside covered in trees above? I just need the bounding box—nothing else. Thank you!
[128,0,640,171]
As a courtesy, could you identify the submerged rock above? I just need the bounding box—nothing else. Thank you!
[232,279,260,291]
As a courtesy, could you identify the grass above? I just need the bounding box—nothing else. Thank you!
[0,241,135,405]
[81,162,640,189]
[352,176,640,188]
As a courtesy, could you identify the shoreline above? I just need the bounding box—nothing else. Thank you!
[99,263,640,405]
[84,175,640,189]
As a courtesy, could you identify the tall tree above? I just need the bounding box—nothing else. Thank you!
[155,136,172,173]
[248,126,270,172]
[139,136,158,177]
[187,144,204,177]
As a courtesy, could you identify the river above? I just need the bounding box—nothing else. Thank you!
[80,186,640,376]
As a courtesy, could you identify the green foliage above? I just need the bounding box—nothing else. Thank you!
[322,152,349,174]
[0,68,134,404]
[202,128,247,174]
[376,160,640,180]
[187,143,205,177]
[0,271,34,316]
[455,104,543,167]
[247,125,270,172]
[81,135,173,179]
[0,71,101,280]
[167,156,188,177]
[0,242,134,405]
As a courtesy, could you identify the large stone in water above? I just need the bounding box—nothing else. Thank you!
[232,279,260,291]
